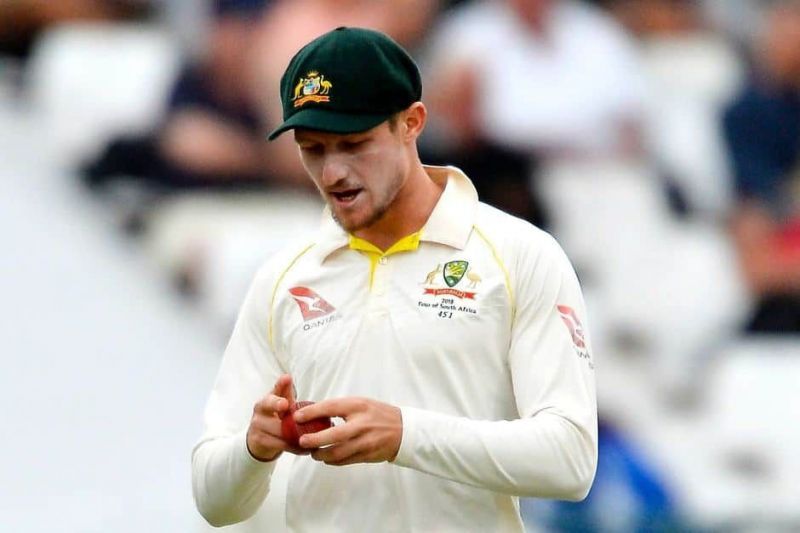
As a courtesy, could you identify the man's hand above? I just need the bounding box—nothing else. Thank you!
[293,398,402,466]
[246,374,308,462]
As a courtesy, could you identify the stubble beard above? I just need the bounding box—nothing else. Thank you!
[330,190,390,233]
[330,172,404,233]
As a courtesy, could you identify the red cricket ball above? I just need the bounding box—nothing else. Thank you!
[280,400,333,448]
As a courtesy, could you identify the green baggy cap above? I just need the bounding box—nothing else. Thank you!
[268,27,422,140]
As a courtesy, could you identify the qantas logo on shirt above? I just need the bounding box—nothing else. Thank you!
[289,287,336,321]
[557,305,586,349]
[557,305,592,367]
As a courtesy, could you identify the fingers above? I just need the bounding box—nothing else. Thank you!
[255,393,290,417]
[271,373,290,395]
[310,436,380,466]
[311,442,358,466]
[246,416,284,461]
[248,426,287,454]
[252,392,402,465]
[248,378,312,460]
[247,422,310,460]
[294,397,367,423]
[296,398,403,466]
[272,374,295,408]
[255,374,295,417]
[298,421,355,449]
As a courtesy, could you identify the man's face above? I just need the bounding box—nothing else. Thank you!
[294,120,409,233]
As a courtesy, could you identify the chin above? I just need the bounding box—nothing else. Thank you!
[333,211,365,233]
[332,201,386,234]
[338,220,360,233]
[341,212,382,234]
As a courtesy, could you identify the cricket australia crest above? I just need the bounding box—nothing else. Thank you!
[443,260,468,287]
[419,260,481,317]
[292,71,333,108]
[419,260,479,301]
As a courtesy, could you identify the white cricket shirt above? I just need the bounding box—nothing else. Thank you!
[192,166,597,532]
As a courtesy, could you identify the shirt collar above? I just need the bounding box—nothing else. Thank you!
[420,165,478,249]
[315,165,479,260]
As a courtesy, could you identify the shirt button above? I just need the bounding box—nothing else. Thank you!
[378,257,388,265]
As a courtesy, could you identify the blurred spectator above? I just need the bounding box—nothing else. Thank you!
[248,0,442,188]
[424,0,645,159]
[0,0,151,60]
[606,0,702,37]
[591,0,767,45]
[701,0,769,45]
[722,0,800,333]
[84,0,271,192]
[603,0,743,218]
[420,0,646,226]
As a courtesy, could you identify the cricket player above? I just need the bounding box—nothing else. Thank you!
[192,27,597,532]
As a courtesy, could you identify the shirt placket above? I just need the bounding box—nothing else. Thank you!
[370,255,390,315]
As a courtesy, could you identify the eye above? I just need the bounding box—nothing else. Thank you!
[299,143,323,155]
[342,139,366,152]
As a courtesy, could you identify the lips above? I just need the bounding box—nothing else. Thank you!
[330,188,362,205]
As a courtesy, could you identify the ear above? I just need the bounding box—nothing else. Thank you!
[401,102,427,142]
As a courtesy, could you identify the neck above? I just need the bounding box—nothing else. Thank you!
[353,163,444,251]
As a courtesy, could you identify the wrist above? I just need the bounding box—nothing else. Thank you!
[388,405,403,462]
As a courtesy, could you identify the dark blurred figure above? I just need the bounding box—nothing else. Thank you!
[722,1,800,333]
[0,0,150,60]
[84,0,271,191]
[599,0,744,219]
[422,0,646,229]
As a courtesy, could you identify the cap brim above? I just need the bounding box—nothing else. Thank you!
[267,108,391,140]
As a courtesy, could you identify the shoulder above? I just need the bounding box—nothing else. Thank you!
[475,202,553,244]
[473,204,578,311]
[473,203,567,273]
[249,239,319,296]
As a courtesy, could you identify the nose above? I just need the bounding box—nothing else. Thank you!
[321,156,348,187]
